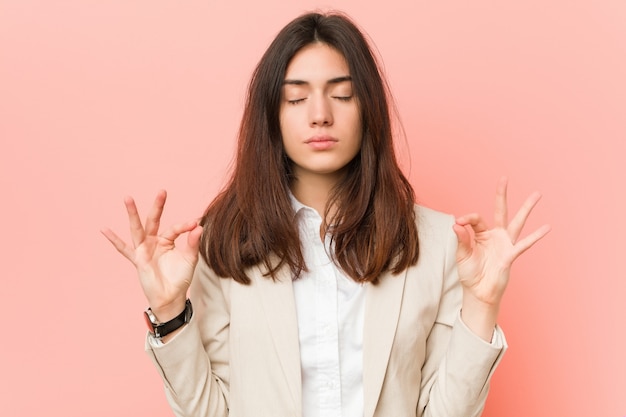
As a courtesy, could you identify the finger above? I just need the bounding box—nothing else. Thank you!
[100,228,135,262]
[511,224,551,259]
[187,224,203,250]
[456,213,490,234]
[494,176,508,228]
[144,190,167,237]
[160,220,200,243]
[452,223,473,261]
[183,224,204,259]
[508,191,542,242]
[124,196,145,248]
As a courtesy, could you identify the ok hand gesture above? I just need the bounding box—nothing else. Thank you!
[453,178,551,340]
[101,190,203,321]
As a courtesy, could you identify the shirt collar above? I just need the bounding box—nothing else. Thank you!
[289,191,323,222]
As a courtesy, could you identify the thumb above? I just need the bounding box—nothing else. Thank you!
[186,223,203,255]
[453,222,473,261]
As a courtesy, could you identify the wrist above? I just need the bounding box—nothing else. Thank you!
[149,297,188,323]
[461,293,500,342]
[144,299,193,340]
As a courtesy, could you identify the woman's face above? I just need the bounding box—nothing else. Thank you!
[279,43,362,182]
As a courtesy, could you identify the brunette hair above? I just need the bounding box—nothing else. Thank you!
[200,11,419,284]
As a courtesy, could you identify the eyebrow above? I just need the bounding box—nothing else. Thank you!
[283,75,352,86]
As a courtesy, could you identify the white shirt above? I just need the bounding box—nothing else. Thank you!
[291,197,366,417]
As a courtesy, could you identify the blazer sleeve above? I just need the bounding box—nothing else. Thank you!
[417,211,507,417]
[144,258,231,417]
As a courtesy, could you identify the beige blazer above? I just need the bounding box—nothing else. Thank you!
[146,206,506,417]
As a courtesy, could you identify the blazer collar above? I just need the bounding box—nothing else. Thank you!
[252,263,407,417]
[252,262,303,415]
[363,268,408,417]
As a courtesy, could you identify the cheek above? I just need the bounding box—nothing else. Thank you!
[278,107,287,132]
[279,108,300,138]
[351,112,363,146]
[279,113,297,158]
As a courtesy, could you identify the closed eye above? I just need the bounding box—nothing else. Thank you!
[287,98,306,105]
[333,96,353,102]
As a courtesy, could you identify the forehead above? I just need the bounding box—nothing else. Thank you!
[284,43,350,81]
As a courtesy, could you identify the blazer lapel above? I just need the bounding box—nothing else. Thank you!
[252,264,302,414]
[363,269,408,417]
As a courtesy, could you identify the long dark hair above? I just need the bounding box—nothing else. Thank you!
[200,12,419,284]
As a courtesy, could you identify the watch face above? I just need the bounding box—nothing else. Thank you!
[184,300,193,322]
[143,310,156,333]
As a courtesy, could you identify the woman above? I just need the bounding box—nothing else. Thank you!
[102,11,550,417]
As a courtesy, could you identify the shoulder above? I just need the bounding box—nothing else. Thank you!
[414,204,456,244]
[409,204,458,282]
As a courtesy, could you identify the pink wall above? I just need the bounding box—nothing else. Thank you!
[1,0,624,415]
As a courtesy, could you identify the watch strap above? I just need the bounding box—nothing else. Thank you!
[144,299,193,339]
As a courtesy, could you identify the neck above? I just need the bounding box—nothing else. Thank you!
[290,170,344,217]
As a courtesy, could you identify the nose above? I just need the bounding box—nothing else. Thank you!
[309,94,333,127]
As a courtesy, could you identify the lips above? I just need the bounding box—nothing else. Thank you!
[304,135,338,150]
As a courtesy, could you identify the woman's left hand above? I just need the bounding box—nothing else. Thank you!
[453,177,551,323]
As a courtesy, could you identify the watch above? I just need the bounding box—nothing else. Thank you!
[144,299,193,339]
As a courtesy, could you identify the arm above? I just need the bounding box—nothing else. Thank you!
[418,178,549,417]
[418,226,505,417]
[145,258,230,417]
[102,191,229,417]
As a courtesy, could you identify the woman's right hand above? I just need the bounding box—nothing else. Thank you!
[101,190,203,322]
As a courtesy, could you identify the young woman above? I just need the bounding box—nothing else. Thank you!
[102,11,550,417]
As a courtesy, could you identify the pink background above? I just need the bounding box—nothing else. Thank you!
[1,0,624,415]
